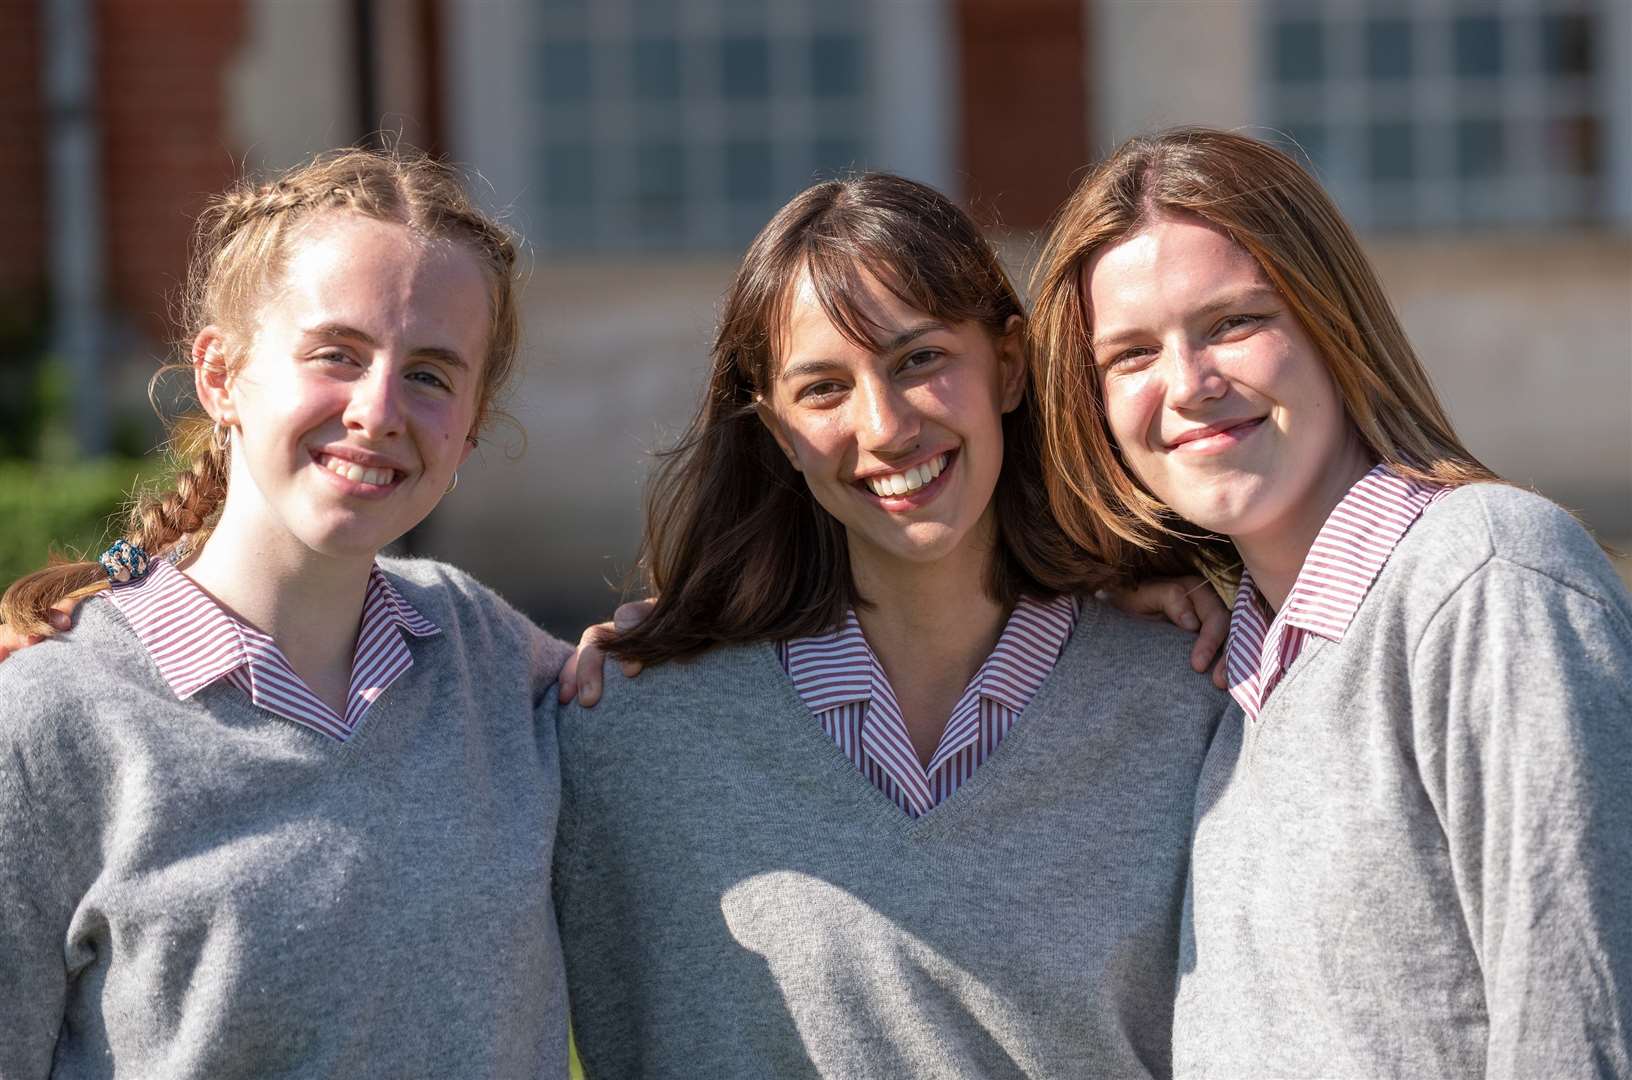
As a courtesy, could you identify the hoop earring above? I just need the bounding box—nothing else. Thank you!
[445,471,459,495]
[211,421,231,451]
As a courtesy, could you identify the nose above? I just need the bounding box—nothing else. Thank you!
[1165,337,1228,409]
[853,374,920,454]
[343,362,406,440]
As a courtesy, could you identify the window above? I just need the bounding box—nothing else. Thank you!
[1263,0,1615,229]
[528,0,875,251]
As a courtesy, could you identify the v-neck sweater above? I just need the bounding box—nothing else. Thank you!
[1173,484,1632,1077]
[551,599,1228,1079]
[0,558,573,1079]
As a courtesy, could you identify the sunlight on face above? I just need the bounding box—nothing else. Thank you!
[1085,215,1370,552]
[759,267,1025,582]
[213,212,491,562]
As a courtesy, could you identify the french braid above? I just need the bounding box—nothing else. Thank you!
[1,146,523,634]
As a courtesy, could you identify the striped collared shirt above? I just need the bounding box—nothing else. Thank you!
[1226,464,1450,722]
[104,557,439,742]
[782,593,1078,818]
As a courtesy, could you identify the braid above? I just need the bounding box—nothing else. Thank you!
[3,145,526,636]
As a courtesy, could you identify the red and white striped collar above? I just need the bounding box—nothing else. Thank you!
[1226,464,1448,718]
[785,593,1077,717]
[103,557,439,743]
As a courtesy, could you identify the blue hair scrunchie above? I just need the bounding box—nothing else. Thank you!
[98,539,151,585]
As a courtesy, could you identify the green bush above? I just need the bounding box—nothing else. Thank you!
[0,458,162,585]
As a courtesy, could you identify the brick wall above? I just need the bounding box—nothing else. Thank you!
[956,0,1089,230]
[99,0,246,343]
[0,0,44,310]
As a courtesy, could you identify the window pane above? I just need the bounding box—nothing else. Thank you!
[635,141,686,242]
[633,37,681,100]
[1274,122,1329,176]
[812,137,866,178]
[1541,14,1594,77]
[1368,120,1415,181]
[720,36,771,100]
[1549,115,1602,176]
[1365,18,1411,81]
[543,141,594,205]
[725,139,775,202]
[1456,118,1504,179]
[811,34,863,99]
[539,39,593,102]
[1273,20,1325,83]
[1453,16,1503,79]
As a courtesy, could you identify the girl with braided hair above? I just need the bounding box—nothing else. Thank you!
[0,148,575,1077]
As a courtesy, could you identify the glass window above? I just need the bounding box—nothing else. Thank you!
[1368,121,1415,182]
[633,37,682,100]
[812,137,866,178]
[543,141,594,205]
[725,139,775,202]
[720,36,771,100]
[1365,18,1412,81]
[539,39,593,102]
[1456,118,1504,178]
[1273,20,1325,83]
[1453,16,1503,79]
[1541,13,1593,77]
[810,34,863,99]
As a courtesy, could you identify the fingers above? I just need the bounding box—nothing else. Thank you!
[1212,654,1229,690]
[1107,579,1199,630]
[49,598,77,632]
[1185,579,1230,676]
[560,622,616,707]
[610,600,653,681]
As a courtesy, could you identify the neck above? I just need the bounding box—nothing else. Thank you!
[848,513,1011,764]
[182,493,376,713]
[1234,436,1376,612]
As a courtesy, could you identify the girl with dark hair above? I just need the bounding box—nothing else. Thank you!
[553,172,1226,1077]
[1030,127,1632,1077]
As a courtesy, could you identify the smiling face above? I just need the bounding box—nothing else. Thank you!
[200,212,491,563]
[1085,214,1372,557]
[759,268,1026,583]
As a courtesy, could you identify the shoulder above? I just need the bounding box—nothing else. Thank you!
[1060,599,1229,713]
[0,599,149,762]
[556,642,784,743]
[377,556,572,686]
[1395,484,1628,614]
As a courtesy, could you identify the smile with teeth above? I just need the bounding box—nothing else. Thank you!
[864,453,948,498]
[319,454,398,487]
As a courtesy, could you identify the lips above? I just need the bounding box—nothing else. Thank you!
[1166,417,1264,451]
[313,450,406,490]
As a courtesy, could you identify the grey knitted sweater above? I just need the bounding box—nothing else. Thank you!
[1173,485,1632,1077]
[0,558,572,1079]
[553,600,1228,1079]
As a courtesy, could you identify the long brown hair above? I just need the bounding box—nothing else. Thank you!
[0,146,522,635]
[609,172,1114,665]
[1028,127,1499,592]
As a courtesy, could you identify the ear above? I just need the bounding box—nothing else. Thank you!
[458,434,479,470]
[192,327,238,427]
[755,400,802,472]
[996,314,1028,413]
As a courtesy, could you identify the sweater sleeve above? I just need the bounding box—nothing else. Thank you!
[1410,557,1632,1077]
[0,698,97,1077]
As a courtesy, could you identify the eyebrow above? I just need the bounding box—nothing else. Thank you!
[777,320,948,383]
[303,323,470,370]
[1090,288,1281,353]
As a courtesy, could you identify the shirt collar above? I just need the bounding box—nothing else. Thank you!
[784,593,1078,714]
[1230,463,1446,654]
[105,558,440,704]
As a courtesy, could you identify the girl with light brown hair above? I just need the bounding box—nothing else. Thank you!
[1029,127,1632,1077]
[0,148,577,1077]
